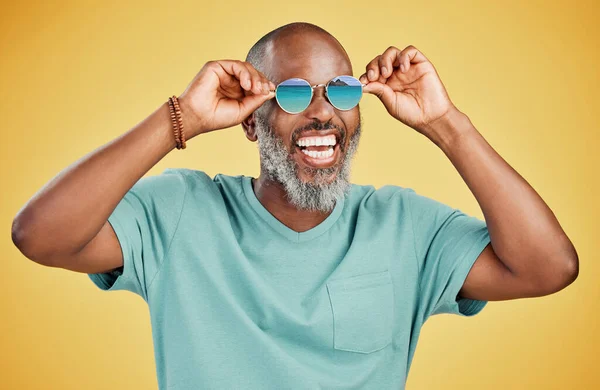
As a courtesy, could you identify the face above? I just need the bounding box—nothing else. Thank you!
[245,31,363,212]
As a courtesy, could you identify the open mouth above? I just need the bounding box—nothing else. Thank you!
[294,134,341,168]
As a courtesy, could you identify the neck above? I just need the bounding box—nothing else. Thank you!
[251,175,333,232]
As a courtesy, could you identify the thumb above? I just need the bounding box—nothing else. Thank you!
[239,90,275,117]
[363,82,395,107]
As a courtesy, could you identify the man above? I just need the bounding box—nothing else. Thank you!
[12,22,578,389]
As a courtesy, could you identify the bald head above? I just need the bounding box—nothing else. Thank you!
[245,22,352,84]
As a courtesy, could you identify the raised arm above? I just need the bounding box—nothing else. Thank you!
[11,60,276,273]
[360,45,578,301]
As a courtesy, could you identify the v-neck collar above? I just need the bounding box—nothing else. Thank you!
[241,175,345,243]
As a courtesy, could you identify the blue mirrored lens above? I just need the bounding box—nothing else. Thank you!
[327,76,363,110]
[276,78,312,114]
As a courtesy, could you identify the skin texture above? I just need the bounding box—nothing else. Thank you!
[12,23,578,304]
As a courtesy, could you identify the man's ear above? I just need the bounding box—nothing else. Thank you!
[242,112,258,142]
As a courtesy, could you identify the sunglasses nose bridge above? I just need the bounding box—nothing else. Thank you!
[311,83,327,98]
[311,84,334,108]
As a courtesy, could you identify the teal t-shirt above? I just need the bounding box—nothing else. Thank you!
[88,168,490,389]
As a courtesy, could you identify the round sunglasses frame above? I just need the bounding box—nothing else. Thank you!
[273,75,367,114]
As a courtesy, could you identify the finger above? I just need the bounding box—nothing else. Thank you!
[364,55,382,82]
[217,60,253,91]
[239,89,275,116]
[378,46,402,80]
[256,70,276,94]
[362,81,395,107]
[238,62,265,95]
[254,68,276,94]
[243,62,276,95]
[398,45,429,73]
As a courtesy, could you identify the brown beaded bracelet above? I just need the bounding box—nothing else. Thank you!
[171,96,186,149]
[167,98,181,149]
[167,95,187,149]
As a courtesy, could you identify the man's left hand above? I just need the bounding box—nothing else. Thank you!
[360,45,456,137]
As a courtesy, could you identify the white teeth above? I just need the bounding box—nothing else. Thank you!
[301,147,334,159]
[296,135,337,147]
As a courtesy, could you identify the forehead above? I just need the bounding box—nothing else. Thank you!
[264,32,353,85]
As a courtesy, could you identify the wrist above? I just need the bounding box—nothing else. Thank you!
[178,95,205,138]
[422,106,474,151]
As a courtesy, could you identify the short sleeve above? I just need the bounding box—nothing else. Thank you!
[404,188,491,320]
[87,168,187,301]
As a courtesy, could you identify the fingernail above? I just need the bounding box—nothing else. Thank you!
[360,76,366,83]
[368,70,375,80]
[400,64,405,73]
[381,66,387,75]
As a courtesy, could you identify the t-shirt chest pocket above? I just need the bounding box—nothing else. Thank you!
[325,270,394,354]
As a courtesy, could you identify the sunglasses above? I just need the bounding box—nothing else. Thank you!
[273,75,366,114]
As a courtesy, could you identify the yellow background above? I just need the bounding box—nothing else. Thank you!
[2,0,598,388]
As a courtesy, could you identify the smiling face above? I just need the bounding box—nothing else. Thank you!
[244,28,363,212]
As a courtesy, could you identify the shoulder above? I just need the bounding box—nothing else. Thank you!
[161,168,231,196]
[348,183,457,223]
[163,169,245,210]
[165,168,239,190]
[162,167,210,189]
[348,182,415,207]
[128,168,188,199]
[124,168,222,213]
[116,169,189,220]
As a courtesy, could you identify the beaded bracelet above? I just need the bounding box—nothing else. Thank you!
[167,95,187,149]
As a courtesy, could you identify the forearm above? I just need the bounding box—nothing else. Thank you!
[12,101,184,260]
[424,107,578,287]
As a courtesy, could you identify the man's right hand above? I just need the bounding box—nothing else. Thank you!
[178,60,276,138]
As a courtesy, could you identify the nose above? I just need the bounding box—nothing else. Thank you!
[302,85,335,123]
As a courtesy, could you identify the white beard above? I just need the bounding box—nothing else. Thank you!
[254,112,362,212]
